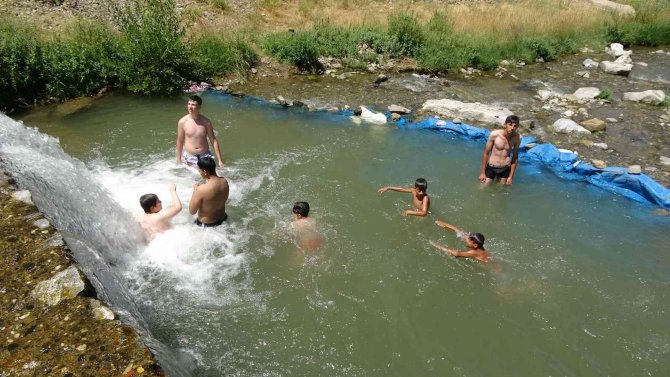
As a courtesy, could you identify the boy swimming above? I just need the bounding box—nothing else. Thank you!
[378,178,430,217]
[291,201,323,251]
[430,220,489,263]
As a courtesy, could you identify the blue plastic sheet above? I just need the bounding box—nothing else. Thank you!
[395,117,670,210]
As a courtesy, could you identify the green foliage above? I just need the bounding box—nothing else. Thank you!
[595,88,612,100]
[660,97,670,107]
[387,12,425,57]
[605,19,670,46]
[262,31,320,71]
[111,0,192,95]
[0,19,44,109]
[191,35,258,78]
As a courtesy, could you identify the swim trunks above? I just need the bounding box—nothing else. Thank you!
[485,163,511,179]
[182,150,213,166]
[194,213,228,227]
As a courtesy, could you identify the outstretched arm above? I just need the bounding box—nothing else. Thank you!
[430,241,478,259]
[479,135,494,182]
[158,184,182,220]
[378,186,412,194]
[189,183,202,215]
[206,123,224,167]
[435,220,463,234]
[176,120,185,165]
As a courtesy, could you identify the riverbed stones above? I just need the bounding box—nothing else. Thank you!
[550,118,591,134]
[622,90,666,105]
[30,265,86,306]
[571,87,601,101]
[89,299,115,320]
[580,118,607,132]
[388,104,410,114]
[537,90,558,101]
[593,142,609,150]
[12,190,33,205]
[628,165,642,174]
[607,43,626,57]
[576,71,590,78]
[591,159,607,169]
[582,59,598,68]
[33,218,50,229]
[421,99,513,125]
[600,60,632,76]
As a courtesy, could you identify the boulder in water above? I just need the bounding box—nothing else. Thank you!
[600,61,632,76]
[422,99,513,125]
[607,43,626,57]
[628,165,642,174]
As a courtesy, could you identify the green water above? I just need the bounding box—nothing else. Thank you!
[20,92,670,376]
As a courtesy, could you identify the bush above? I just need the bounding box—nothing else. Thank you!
[111,0,193,94]
[0,20,44,109]
[191,35,258,79]
[595,88,612,100]
[262,31,320,71]
[387,12,425,57]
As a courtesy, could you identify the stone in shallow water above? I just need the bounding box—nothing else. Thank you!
[580,118,607,132]
[12,190,33,205]
[31,266,86,306]
[33,218,50,229]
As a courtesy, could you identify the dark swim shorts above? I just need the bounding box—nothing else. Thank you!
[194,213,228,227]
[485,164,511,179]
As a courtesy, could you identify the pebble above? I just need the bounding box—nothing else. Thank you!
[593,142,608,150]
[628,165,642,174]
[606,118,618,123]
[592,160,607,169]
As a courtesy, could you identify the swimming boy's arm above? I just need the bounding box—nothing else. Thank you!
[205,120,224,167]
[479,134,495,182]
[378,186,412,194]
[435,220,462,234]
[188,183,203,215]
[504,136,522,185]
[176,119,185,165]
[403,195,429,217]
[430,241,477,259]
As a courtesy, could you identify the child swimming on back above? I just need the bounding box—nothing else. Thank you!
[377,178,430,217]
[430,220,489,263]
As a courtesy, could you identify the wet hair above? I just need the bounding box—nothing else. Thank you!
[505,115,520,125]
[197,156,217,175]
[414,178,428,193]
[469,233,485,248]
[189,95,202,106]
[139,194,159,213]
[292,201,310,217]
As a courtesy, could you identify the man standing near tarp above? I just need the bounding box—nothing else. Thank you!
[479,115,521,185]
[176,95,224,167]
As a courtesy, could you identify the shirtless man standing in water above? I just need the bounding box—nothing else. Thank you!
[176,95,224,167]
[479,115,521,185]
[189,156,229,227]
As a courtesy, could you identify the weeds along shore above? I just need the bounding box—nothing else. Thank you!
[1,0,669,112]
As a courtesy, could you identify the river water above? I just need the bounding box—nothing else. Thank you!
[3,91,670,376]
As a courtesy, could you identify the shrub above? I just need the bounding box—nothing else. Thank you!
[387,12,425,57]
[191,35,258,79]
[595,88,612,100]
[0,19,44,109]
[111,0,193,94]
[262,31,320,71]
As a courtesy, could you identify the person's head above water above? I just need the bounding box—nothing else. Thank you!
[414,178,428,193]
[139,193,161,214]
[468,233,485,249]
[189,94,202,106]
[197,156,217,175]
[292,201,310,218]
[504,115,520,125]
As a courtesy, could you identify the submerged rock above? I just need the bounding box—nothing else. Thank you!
[31,265,86,306]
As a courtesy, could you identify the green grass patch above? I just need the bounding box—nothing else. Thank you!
[595,88,612,100]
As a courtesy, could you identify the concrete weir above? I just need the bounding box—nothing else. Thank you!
[0,171,164,377]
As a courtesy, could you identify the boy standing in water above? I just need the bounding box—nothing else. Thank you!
[190,156,229,227]
[479,115,521,185]
[176,95,224,167]
[137,184,183,241]
[378,178,430,217]
[291,201,322,251]
[430,220,489,263]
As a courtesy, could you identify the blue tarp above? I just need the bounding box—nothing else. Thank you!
[395,116,670,210]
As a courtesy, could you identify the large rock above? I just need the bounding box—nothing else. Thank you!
[607,43,626,57]
[567,87,601,101]
[614,51,633,65]
[589,1,635,17]
[580,118,607,132]
[360,106,387,124]
[550,118,591,134]
[583,58,598,68]
[422,99,513,125]
[600,61,632,76]
[388,104,411,114]
[623,90,666,105]
[31,266,86,306]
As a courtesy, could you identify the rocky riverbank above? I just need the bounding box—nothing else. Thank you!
[0,171,164,377]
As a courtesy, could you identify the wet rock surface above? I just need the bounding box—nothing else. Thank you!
[0,179,164,377]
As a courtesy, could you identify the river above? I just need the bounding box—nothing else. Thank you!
[2,91,669,376]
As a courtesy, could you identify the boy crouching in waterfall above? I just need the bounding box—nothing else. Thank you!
[137,184,183,241]
[430,220,489,263]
